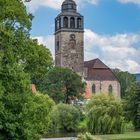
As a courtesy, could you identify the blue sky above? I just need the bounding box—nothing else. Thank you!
[25,0,140,73]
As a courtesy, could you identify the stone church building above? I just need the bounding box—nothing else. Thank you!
[55,0,120,98]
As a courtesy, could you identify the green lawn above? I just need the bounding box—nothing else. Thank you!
[95,132,140,140]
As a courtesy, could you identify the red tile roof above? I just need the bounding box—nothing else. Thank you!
[84,58,108,69]
[84,58,118,81]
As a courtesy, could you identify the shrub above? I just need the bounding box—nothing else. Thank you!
[49,103,80,132]
[87,94,125,134]
[77,132,101,140]
[0,91,54,140]
[22,93,55,139]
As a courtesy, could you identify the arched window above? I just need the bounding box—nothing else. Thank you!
[59,18,61,28]
[108,85,113,95]
[63,17,68,28]
[77,18,82,28]
[70,17,75,28]
[56,41,59,51]
[92,84,96,94]
[56,19,59,29]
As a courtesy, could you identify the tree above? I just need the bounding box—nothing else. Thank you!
[0,0,54,139]
[40,67,86,103]
[0,0,53,90]
[49,103,80,132]
[23,39,53,89]
[124,82,140,130]
[0,0,32,29]
[87,94,125,134]
[113,69,136,98]
[22,93,55,140]
[0,29,54,139]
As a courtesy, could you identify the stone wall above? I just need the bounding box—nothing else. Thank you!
[85,80,120,98]
[55,31,84,76]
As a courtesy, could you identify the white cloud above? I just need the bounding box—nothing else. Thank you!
[33,29,140,73]
[33,35,55,59]
[118,0,140,6]
[25,0,98,13]
[84,29,140,73]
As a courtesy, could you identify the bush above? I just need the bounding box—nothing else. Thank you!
[0,90,54,140]
[49,103,80,132]
[77,132,101,140]
[87,94,125,134]
[22,93,55,139]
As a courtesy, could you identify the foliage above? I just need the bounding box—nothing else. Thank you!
[41,67,86,103]
[87,94,125,134]
[124,121,134,132]
[22,93,55,140]
[0,0,54,139]
[0,85,54,140]
[0,0,32,29]
[96,132,140,140]
[23,39,53,89]
[113,69,136,98]
[75,105,87,131]
[124,82,140,130]
[49,103,80,132]
[77,132,101,140]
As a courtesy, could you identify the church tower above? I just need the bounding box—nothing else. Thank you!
[55,0,84,76]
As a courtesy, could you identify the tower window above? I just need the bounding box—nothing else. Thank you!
[77,18,82,28]
[92,84,96,94]
[108,85,113,95]
[57,19,60,29]
[70,17,75,28]
[59,18,61,28]
[63,17,68,28]
[56,41,60,51]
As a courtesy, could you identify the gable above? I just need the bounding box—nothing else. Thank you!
[84,58,108,69]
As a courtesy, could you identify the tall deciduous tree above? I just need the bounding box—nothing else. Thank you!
[23,39,53,89]
[87,94,125,134]
[0,0,54,139]
[124,82,140,130]
[40,67,86,103]
[113,69,136,98]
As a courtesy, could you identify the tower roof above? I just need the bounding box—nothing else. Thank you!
[62,0,77,12]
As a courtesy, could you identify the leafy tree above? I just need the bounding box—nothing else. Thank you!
[40,67,86,103]
[0,0,54,139]
[23,39,53,89]
[87,94,125,134]
[49,103,80,132]
[0,0,32,29]
[0,0,53,89]
[124,82,140,130]
[113,69,136,98]
[22,93,55,140]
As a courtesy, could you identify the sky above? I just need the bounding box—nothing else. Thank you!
[25,0,140,73]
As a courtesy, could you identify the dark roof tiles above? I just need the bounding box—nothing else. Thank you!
[84,58,108,69]
[84,58,118,81]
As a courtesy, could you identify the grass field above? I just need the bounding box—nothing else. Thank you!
[95,132,140,140]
